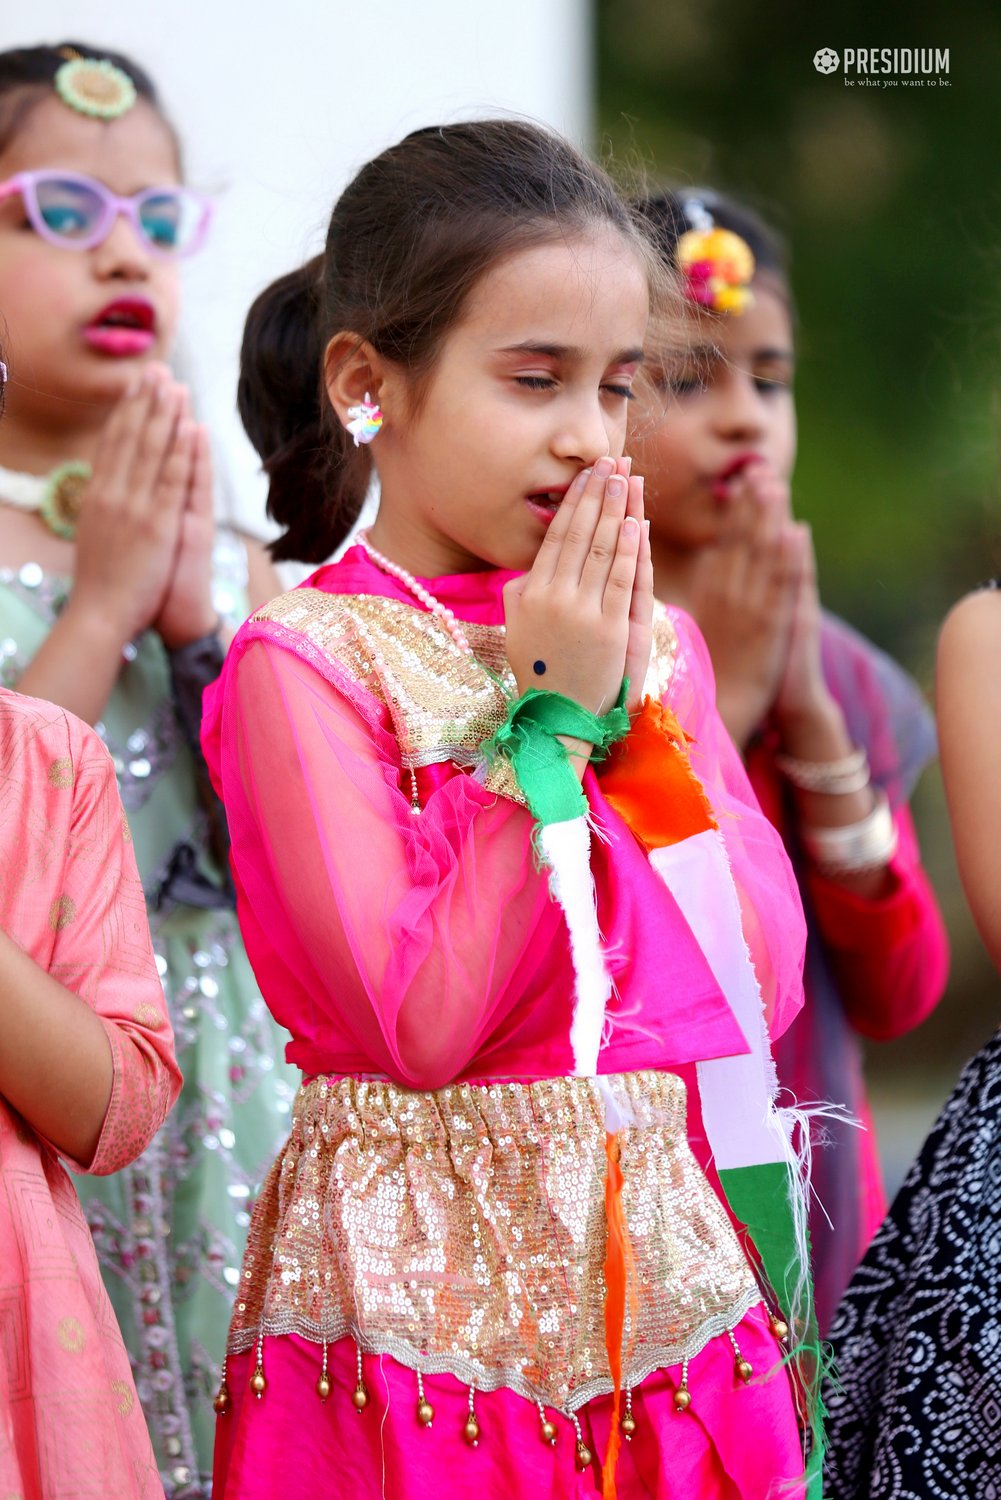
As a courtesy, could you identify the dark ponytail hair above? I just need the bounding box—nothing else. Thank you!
[632,187,790,294]
[240,119,667,564]
[0,42,178,163]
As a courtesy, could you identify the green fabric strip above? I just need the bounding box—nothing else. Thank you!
[718,1161,826,1499]
[482,684,629,828]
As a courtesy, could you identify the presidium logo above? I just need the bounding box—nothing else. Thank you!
[813,46,951,86]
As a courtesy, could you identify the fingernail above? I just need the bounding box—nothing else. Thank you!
[594,457,615,479]
[577,468,593,487]
[644,519,651,537]
[622,516,639,537]
[606,476,626,498]
[623,457,633,476]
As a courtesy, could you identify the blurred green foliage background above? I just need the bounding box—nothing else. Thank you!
[596,1,1001,1179]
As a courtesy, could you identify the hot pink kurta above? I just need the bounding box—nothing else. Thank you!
[203,552,810,1499]
[0,688,181,1500]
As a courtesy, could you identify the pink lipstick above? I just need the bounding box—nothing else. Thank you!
[84,298,157,357]
[711,452,762,502]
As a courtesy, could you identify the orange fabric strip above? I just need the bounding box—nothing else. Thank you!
[599,697,718,851]
[602,1129,639,1499]
[602,1130,624,1499]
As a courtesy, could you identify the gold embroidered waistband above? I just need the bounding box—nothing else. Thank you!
[229,1070,759,1410]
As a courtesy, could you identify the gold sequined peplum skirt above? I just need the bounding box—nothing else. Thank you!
[228,1070,760,1411]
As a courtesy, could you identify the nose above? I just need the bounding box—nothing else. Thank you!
[711,368,767,444]
[90,211,153,281]
[551,395,615,468]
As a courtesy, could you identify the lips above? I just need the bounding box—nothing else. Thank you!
[525,488,569,527]
[710,452,762,501]
[83,298,157,357]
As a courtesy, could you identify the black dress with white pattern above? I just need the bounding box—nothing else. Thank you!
[823,1029,1001,1498]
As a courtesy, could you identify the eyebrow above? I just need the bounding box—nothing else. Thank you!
[753,346,795,362]
[497,341,645,364]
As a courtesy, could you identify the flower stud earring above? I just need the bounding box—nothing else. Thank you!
[346,393,383,446]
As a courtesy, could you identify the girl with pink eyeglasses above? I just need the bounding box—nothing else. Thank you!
[0,42,295,1497]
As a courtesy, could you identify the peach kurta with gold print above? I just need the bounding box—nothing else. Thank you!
[0,687,181,1500]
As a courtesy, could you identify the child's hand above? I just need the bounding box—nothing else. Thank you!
[621,461,653,712]
[688,459,799,749]
[773,522,835,728]
[71,365,192,645]
[504,457,641,715]
[153,423,220,649]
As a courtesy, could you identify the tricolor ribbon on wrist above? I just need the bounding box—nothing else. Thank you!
[482,682,629,1077]
[483,682,630,827]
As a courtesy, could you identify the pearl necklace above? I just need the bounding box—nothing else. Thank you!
[357,531,482,817]
[358,530,472,656]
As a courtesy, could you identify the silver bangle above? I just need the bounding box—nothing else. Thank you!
[800,789,898,876]
[775,746,870,795]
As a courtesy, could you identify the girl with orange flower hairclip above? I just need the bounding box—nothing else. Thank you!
[629,188,949,1337]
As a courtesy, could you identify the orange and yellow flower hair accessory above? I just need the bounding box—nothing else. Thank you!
[676,197,755,315]
[54,49,137,120]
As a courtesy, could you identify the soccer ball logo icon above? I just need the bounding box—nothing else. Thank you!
[813,48,840,74]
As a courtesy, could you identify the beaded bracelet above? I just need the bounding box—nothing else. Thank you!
[799,789,898,876]
[775,745,871,796]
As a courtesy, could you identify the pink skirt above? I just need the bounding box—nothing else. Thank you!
[213,1304,804,1499]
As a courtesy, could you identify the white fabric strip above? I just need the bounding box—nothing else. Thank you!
[650,830,789,1171]
[539,816,612,1078]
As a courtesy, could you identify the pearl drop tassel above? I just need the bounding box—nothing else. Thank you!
[416,1370,434,1428]
[352,1342,369,1412]
[463,1385,480,1446]
[569,1411,592,1471]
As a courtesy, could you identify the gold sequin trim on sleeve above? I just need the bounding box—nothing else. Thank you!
[254,591,518,770]
[254,591,683,810]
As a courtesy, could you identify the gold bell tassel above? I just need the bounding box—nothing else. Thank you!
[416,1371,434,1428]
[316,1342,331,1401]
[213,1358,231,1416]
[352,1342,369,1412]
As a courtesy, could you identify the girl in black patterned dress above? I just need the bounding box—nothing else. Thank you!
[824,578,1001,1499]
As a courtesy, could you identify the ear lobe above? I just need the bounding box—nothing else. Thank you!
[323,334,385,431]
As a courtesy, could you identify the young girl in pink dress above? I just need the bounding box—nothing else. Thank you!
[0,374,182,1491]
[628,191,949,1332]
[204,122,821,1498]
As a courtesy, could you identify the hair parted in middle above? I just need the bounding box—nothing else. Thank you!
[239,118,676,564]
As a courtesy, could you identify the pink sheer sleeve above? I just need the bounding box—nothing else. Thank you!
[216,638,560,1090]
[663,610,807,1040]
[45,722,181,1176]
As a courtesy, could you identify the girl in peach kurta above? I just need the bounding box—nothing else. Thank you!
[0,684,181,1499]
